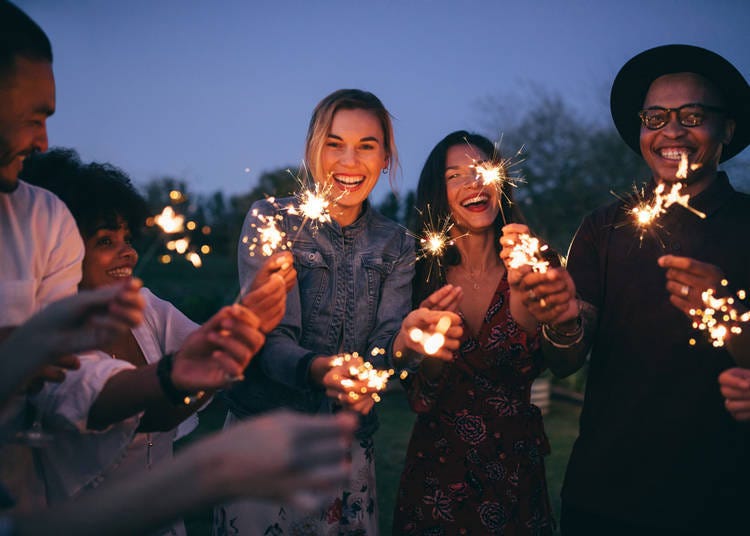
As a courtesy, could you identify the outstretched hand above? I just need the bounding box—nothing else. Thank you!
[419,284,463,313]
[399,308,463,362]
[658,255,727,318]
[208,410,356,506]
[172,305,265,391]
[500,224,577,327]
[23,279,145,390]
[719,367,750,421]
[242,252,297,333]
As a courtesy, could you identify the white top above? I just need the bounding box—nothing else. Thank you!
[0,181,83,513]
[0,180,83,327]
[35,288,198,535]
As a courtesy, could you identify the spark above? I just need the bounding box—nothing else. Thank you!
[186,252,202,268]
[330,351,394,402]
[615,181,705,245]
[242,209,290,257]
[287,182,333,227]
[408,204,465,282]
[153,206,185,234]
[506,233,549,273]
[690,279,750,347]
[408,315,453,356]
[470,139,525,224]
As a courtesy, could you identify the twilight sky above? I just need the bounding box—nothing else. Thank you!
[19,0,750,202]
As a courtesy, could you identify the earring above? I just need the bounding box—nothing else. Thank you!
[382,167,389,174]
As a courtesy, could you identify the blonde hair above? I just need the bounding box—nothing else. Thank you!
[305,89,399,188]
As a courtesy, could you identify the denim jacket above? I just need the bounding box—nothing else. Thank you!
[225,196,415,436]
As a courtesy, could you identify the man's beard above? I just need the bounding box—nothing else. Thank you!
[0,145,20,193]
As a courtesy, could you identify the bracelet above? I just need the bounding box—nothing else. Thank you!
[541,322,584,349]
[156,353,202,406]
[544,316,582,338]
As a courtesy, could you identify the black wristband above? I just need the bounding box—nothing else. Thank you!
[156,353,194,405]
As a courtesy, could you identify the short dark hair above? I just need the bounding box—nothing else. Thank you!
[0,1,53,80]
[20,148,149,239]
[413,130,524,307]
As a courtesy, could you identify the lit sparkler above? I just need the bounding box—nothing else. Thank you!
[689,279,750,348]
[408,205,465,282]
[241,203,291,258]
[470,140,525,224]
[408,315,453,356]
[506,233,550,273]
[330,351,394,404]
[616,182,705,245]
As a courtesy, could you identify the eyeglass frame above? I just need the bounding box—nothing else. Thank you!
[638,102,726,130]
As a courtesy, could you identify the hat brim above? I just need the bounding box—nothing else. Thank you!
[610,44,750,163]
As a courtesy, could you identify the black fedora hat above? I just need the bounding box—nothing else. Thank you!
[611,44,750,163]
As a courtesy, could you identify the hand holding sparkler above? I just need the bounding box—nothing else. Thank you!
[502,224,578,327]
[396,309,463,362]
[237,253,295,334]
[418,284,463,313]
[719,368,750,421]
[170,304,266,395]
[658,255,731,317]
[319,353,390,415]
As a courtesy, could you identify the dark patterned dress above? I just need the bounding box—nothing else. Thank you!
[393,275,553,535]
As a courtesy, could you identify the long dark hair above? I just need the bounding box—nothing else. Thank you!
[413,130,524,307]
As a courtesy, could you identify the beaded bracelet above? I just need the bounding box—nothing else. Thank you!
[544,315,582,338]
[541,322,584,349]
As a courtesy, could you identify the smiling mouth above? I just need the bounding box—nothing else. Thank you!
[658,148,692,161]
[332,174,365,191]
[461,194,490,209]
[107,266,133,278]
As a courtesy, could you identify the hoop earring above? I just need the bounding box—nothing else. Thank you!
[382,167,389,174]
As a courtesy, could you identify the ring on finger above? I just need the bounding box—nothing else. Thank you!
[680,284,690,297]
[539,298,547,308]
[528,290,537,301]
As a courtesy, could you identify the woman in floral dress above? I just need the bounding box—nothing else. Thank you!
[393,131,554,535]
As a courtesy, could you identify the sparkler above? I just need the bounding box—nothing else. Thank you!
[408,205,465,282]
[240,201,291,258]
[689,279,750,348]
[506,233,550,274]
[408,315,453,356]
[470,140,525,224]
[330,351,395,404]
[616,182,706,245]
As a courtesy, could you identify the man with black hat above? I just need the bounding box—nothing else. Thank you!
[513,44,750,534]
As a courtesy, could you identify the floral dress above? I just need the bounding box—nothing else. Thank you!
[393,275,553,535]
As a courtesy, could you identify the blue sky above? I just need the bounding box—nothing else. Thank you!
[19,0,750,202]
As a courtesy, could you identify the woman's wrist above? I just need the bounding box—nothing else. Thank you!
[309,356,332,386]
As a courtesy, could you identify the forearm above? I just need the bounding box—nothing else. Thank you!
[542,301,597,378]
[88,364,185,430]
[14,444,221,536]
[509,292,540,334]
[0,325,44,405]
[727,328,750,368]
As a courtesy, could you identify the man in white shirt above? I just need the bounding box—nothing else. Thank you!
[0,0,85,512]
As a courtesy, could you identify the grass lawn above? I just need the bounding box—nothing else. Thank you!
[182,389,581,535]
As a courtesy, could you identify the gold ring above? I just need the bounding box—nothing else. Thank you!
[680,285,690,297]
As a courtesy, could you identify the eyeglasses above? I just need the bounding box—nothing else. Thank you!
[638,103,725,130]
